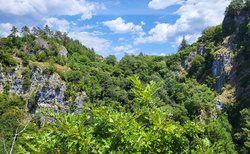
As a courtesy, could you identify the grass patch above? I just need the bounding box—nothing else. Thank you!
[30,61,70,71]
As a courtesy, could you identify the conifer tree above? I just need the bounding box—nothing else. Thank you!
[21,26,30,35]
[178,36,188,51]
[10,26,18,36]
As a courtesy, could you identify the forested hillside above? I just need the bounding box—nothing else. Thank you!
[0,0,250,153]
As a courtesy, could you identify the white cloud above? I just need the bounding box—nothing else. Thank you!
[0,0,104,20]
[103,17,144,34]
[136,0,231,47]
[43,18,70,32]
[114,44,133,52]
[114,52,122,56]
[0,23,12,37]
[70,25,99,32]
[135,23,173,44]
[126,48,139,54]
[81,25,98,30]
[0,0,35,15]
[118,37,125,41]
[152,52,166,56]
[68,31,111,55]
[148,0,183,10]
[114,44,139,54]
[92,31,106,36]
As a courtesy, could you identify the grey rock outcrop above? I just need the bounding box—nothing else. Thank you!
[197,44,207,57]
[74,92,87,113]
[212,34,235,92]
[0,65,25,95]
[58,46,68,59]
[0,64,85,114]
[182,51,196,70]
[35,38,68,60]
[214,99,224,110]
[181,44,206,71]
[35,38,51,52]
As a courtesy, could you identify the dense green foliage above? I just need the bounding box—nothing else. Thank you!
[19,77,234,153]
[1,1,250,152]
[0,93,27,153]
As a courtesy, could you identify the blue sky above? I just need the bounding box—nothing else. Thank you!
[0,0,232,60]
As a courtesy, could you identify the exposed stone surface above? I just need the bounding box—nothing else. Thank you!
[35,38,68,60]
[212,34,235,92]
[59,46,68,60]
[0,64,85,115]
[223,12,250,37]
[182,51,196,70]
[74,92,87,113]
[214,99,224,110]
[35,38,52,53]
[197,44,207,56]
[181,44,206,71]
[0,64,25,95]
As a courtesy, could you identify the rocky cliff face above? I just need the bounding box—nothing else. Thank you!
[182,51,196,71]
[212,34,235,92]
[0,63,85,114]
[35,38,68,60]
[181,35,235,93]
[59,46,68,59]
[181,44,206,71]
[0,64,24,95]
[197,44,208,56]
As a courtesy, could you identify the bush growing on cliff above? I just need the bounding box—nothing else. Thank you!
[42,64,57,75]
[22,68,32,91]
[0,51,16,66]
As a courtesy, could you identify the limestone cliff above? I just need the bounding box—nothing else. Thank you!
[212,34,235,92]
[35,38,68,60]
[181,44,207,72]
[0,61,85,114]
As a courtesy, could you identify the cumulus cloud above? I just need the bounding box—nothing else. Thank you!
[118,37,125,41]
[135,23,173,44]
[126,48,139,54]
[0,0,35,15]
[114,44,133,52]
[136,0,231,47]
[0,0,104,20]
[114,44,139,54]
[141,21,146,25]
[148,0,183,10]
[43,18,70,32]
[103,17,145,35]
[68,31,111,55]
[0,23,12,37]
[152,52,166,56]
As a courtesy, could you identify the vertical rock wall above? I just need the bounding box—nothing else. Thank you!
[0,64,85,114]
[212,34,235,92]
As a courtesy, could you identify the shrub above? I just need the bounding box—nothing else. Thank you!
[22,56,29,67]
[42,65,57,75]
[191,55,205,71]
[29,90,37,109]
[22,68,32,91]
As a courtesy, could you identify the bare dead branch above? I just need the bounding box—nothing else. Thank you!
[1,137,8,154]
[9,117,31,154]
